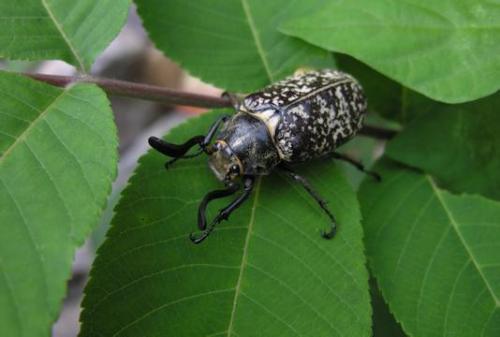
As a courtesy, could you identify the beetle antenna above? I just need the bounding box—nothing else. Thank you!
[164,149,204,169]
[148,136,205,158]
[148,115,230,167]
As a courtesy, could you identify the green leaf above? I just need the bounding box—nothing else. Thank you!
[0,72,117,337]
[0,0,130,71]
[359,160,500,337]
[386,93,500,200]
[370,280,407,337]
[336,54,443,124]
[134,0,334,91]
[281,0,500,103]
[80,110,371,337]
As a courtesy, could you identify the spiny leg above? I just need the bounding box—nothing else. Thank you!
[196,183,241,231]
[279,164,337,239]
[331,152,381,181]
[202,115,230,149]
[148,115,230,167]
[191,176,255,244]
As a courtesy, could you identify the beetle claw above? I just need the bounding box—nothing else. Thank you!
[321,224,337,239]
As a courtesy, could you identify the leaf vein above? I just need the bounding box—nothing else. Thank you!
[227,177,262,336]
[111,288,236,337]
[40,0,85,69]
[247,262,344,336]
[240,291,304,337]
[252,231,361,321]
[428,176,500,305]
[240,0,273,81]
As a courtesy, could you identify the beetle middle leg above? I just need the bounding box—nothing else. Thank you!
[148,115,230,168]
[279,164,337,239]
[191,176,255,244]
[331,152,381,181]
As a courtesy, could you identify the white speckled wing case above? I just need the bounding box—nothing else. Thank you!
[242,70,367,162]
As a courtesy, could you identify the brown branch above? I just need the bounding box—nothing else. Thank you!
[24,72,397,140]
[25,73,231,108]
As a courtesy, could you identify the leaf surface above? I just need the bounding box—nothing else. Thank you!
[386,93,500,200]
[80,110,371,337]
[336,54,442,124]
[134,0,334,91]
[281,0,500,103]
[370,281,407,337]
[0,0,130,70]
[0,72,117,337]
[359,160,500,337]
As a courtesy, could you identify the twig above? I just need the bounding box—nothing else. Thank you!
[26,73,230,108]
[24,73,397,140]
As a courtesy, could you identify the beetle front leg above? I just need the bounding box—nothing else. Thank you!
[331,152,381,181]
[191,176,255,244]
[221,91,245,110]
[279,164,337,239]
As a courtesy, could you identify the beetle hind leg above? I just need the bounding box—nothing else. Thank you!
[279,164,338,240]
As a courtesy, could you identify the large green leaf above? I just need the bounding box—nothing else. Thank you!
[281,0,500,103]
[134,0,334,91]
[386,93,500,200]
[0,0,130,70]
[336,54,442,124]
[80,110,371,337]
[0,72,117,337]
[359,160,500,337]
[370,280,407,337]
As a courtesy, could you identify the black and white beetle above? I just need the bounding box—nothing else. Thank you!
[149,69,379,244]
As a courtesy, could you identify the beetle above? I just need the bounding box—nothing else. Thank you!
[149,69,379,244]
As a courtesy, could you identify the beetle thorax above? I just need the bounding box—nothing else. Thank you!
[210,113,280,179]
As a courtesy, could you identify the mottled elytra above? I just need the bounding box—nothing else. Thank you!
[149,69,379,244]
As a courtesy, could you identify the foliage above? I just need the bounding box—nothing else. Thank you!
[0,72,117,337]
[359,160,500,337]
[0,1,499,337]
[0,0,129,71]
[80,111,371,337]
[134,0,334,91]
[281,0,500,103]
[386,93,500,200]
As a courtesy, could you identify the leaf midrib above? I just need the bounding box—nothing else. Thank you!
[226,177,262,337]
[240,0,273,82]
[0,90,67,166]
[40,0,85,70]
[428,176,500,306]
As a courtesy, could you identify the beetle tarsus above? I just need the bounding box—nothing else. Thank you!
[331,152,381,182]
[321,224,337,239]
[191,176,255,244]
[279,164,338,239]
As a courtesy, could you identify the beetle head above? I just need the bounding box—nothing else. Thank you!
[208,141,243,183]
